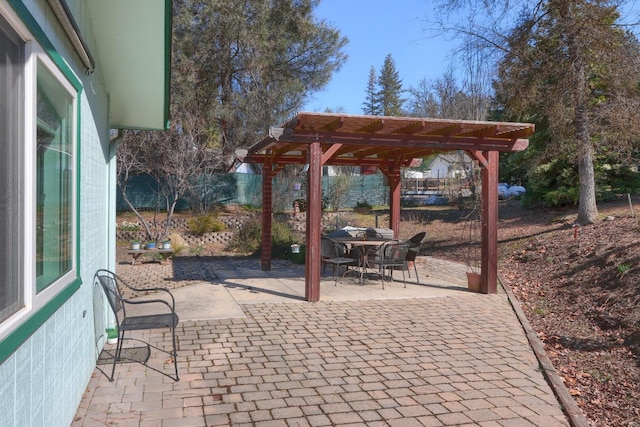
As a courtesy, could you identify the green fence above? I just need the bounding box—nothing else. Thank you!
[116,173,387,211]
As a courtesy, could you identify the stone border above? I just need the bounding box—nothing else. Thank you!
[500,276,590,427]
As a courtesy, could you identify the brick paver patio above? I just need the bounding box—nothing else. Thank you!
[73,256,570,426]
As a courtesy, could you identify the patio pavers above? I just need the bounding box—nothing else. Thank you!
[72,257,570,426]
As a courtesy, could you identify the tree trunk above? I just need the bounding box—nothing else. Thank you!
[572,49,597,225]
[576,138,598,225]
[562,0,598,225]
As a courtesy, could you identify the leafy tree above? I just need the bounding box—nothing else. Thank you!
[362,66,381,115]
[128,0,347,169]
[117,0,347,233]
[377,54,405,115]
[433,0,640,224]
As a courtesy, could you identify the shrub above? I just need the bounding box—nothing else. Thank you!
[119,221,140,231]
[353,201,372,214]
[169,232,187,256]
[226,219,262,254]
[226,218,299,258]
[188,215,226,235]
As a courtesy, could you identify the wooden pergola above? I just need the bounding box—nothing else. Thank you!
[246,112,535,301]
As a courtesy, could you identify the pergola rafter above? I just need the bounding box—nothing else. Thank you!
[246,112,535,301]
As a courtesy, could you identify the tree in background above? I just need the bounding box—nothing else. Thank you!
[493,0,640,220]
[362,66,381,115]
[377,54,405,115]
[117,0,348,230]
[117,127,208,243]
[123,0,347,168]
[432,0,640,224]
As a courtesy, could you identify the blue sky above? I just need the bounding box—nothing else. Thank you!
[302,0,460,114]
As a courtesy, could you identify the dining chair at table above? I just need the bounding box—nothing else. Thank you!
[406,231,427,283]
[321,236,357,285]
[368,240,411,289]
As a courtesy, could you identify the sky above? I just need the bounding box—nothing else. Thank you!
[302,0,460,114]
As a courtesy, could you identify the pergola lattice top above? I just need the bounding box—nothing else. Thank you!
[246,112,535,168]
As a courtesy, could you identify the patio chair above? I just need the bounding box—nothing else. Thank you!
[94,269,179,382]
[406,231,427,283]
[321,236,357,285]
[369,240,411,289]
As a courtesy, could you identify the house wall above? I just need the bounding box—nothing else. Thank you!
[426,157,451,179]
[0,1,112,425]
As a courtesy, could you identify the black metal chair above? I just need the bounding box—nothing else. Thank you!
[94,269,179,381]
[406,231,427,283]
[321,236,357,285]
[369,240,411,289]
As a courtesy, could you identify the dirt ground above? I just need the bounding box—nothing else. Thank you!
[494,198,640,426]
[117,196,640,426]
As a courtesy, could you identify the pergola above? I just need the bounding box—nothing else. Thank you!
[246,112,535,301]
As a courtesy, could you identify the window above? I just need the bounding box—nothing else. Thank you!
[0,15,24,324]
[36,61,74,291]
[0,6,79,347]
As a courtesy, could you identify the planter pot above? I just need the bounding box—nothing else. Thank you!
[131,242,141,250]
[106,328,118,345]
[162,242,171,249]
[466,271,481,292]
[146,242,156,249]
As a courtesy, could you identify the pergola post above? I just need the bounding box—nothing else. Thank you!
[382,168,402,238]
[260,157,273,271]
[305,141,322,302]
[480,150,499,293]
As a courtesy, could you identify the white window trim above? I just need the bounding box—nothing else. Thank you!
[0,2,78,342]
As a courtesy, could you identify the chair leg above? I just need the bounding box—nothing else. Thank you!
[171,325,179,381]
[413,263,419,284]
[110,330,126,382]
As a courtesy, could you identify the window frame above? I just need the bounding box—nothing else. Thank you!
[0,0,82,363]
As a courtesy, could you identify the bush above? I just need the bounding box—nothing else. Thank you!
[119,221,140,231]
[353,201,372,214]
[188,215,226,235]
[226,219,262,253]
[226,218,299,258]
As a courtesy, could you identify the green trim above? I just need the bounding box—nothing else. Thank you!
[163,0,172,130]
[1,0,84,364]
[8,0,82,92]
[0,278,81,364]
[76,88,82,274]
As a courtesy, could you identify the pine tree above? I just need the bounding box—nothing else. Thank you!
[362,66,381,115]
[377,54,405,115]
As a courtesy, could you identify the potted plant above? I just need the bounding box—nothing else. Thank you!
[130,240,141,250]
[162,240,171,249]
[146,241,157,249]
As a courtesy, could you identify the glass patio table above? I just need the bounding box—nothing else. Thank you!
[332,237,393,283]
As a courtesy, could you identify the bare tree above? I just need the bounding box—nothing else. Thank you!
[117,123,208,242]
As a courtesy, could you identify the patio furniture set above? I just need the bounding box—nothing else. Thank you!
[321,230,426,289]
